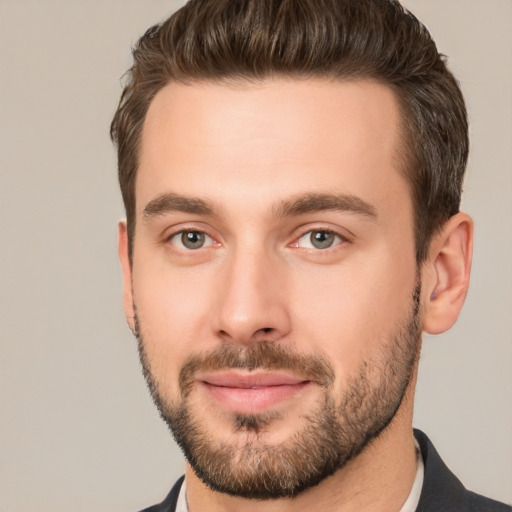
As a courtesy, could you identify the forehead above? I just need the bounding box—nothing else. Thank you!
[138,77,408,216]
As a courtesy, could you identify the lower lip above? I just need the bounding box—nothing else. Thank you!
[202,381,311,414]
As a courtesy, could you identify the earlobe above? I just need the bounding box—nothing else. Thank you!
[118,221,136,332]
[422,213,474,335]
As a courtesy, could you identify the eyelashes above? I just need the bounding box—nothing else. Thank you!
[293,229,346,250]
[166,227,349,253]
[169,230,216,250]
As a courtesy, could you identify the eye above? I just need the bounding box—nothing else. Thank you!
[296,230,343,250]
[169,230,215,250]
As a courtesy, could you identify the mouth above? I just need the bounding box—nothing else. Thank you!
[198,371,312,414]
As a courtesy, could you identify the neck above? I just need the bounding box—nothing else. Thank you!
[185,377,418,512]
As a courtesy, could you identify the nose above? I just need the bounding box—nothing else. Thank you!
[212,246,291,346]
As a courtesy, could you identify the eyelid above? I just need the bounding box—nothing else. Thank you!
[170,231,214,250]
[163,224,221,250]
[289,226,352,250]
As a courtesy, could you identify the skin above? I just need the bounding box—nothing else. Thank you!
[118,78,473,512]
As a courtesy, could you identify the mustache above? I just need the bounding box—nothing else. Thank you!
[179,341,335,397]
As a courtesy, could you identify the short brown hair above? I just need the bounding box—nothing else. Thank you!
[111,0,468,263]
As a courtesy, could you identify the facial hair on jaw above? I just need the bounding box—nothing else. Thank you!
[133,283,422,499]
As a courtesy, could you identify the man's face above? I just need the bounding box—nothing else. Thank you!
[123,78,421,498]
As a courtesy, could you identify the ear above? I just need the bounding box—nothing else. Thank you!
[422,212,474,335]
[118,221,136,332]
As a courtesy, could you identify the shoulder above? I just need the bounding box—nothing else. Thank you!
[467,491,512,512]
[414,429,511,512]
[137,475,185,512]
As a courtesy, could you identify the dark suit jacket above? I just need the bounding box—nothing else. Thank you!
[139,430,511,511]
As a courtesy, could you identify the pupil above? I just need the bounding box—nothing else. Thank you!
[182,231,204,249]
[311,231,334,249]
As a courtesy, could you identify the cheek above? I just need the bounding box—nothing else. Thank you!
[289,251,417,376]
[131,260,216,392]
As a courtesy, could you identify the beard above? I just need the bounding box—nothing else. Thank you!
[134,283,422,500]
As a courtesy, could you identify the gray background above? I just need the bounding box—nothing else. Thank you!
[0,1,510,510]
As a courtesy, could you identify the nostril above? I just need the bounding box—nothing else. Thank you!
[253,327,274,338]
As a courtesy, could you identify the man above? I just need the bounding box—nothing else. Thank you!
[110,0,511,510]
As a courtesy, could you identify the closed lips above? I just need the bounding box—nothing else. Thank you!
[200,372,310,388]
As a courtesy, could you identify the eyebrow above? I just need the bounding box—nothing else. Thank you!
[142,191,377,221]
[143,193,216,220]
[274,192,378,219]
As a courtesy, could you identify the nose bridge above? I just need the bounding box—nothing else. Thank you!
[213,240,290,344]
